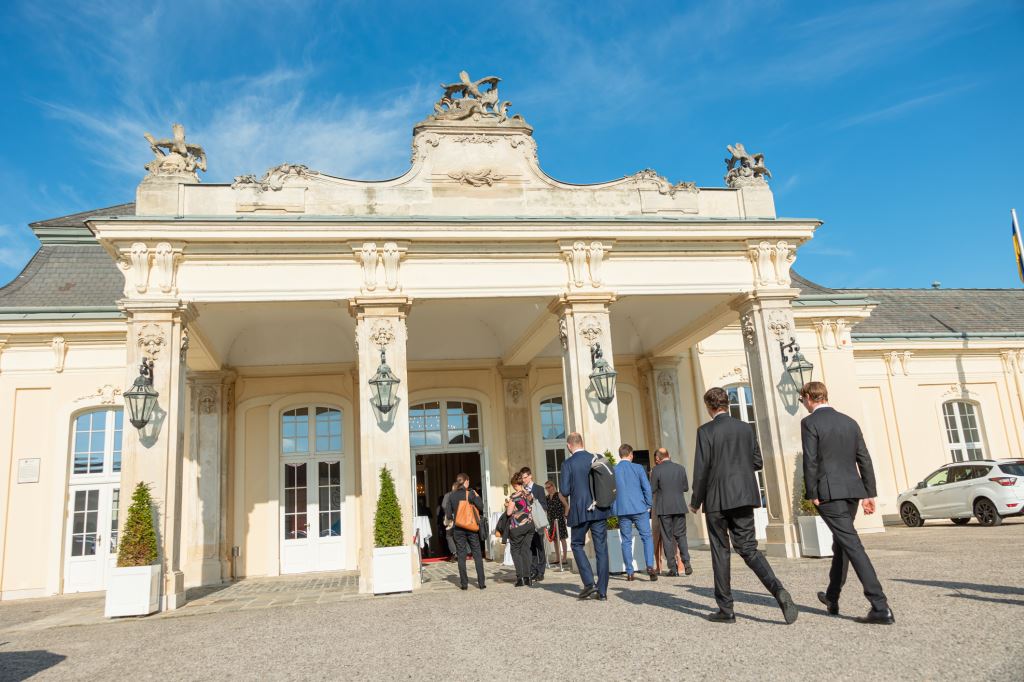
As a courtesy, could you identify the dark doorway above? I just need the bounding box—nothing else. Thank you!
[632,449,652,473]
[416,451,482,558]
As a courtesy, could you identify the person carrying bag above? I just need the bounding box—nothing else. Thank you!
[444,473,486,590]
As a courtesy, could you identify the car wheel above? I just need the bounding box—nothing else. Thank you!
[900,502,924,527]
[974,498,1003,526]
[950,518,970,526]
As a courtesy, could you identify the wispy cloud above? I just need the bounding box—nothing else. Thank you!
[0,224,34,270]
[834,83,977,130]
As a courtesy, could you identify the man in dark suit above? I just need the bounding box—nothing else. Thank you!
[559,431,610,600]
[801,381,894,625]
[520,466,549,582]
[690,387,798,624]
[649,447,692,576]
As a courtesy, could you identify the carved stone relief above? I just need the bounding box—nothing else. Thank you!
[588,242,606,288]
[355,242,403,293]
[566,242,587,288]
[740,314,756,347]
[358,243,378,292]
[814,319,851,350]
[506,380,523,406]
[197,386,219,415]
[180,327,190,361]
[558,317,568,351]
[883,351,913,377]
[124,242,150,294]
[137,323,167,359]
[447,169,505,186]
[767,310,793,341]
[656,370,676,396]
[144,123,206,178]
[231,163,319,192]
[382,242,401,291]
[410,133,440,163]
[725,142,771,187]
[749,241,796,287]
[941,382,977,400]
[75,384,122,405]
[1000,349,1024,374]
[369,320,396,349]
[52,336,67,372]
[153,242,178,294]
[578,315,602,347]
[630,168,698,196]
[717,365,749,385]
[563,241,612,289]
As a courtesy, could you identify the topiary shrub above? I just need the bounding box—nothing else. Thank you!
[603,450,619,530]
[117,482,158,567]
[374,466,404,548]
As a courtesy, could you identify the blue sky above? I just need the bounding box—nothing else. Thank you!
[1,0,1022,289]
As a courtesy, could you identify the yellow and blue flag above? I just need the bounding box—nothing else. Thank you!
[1014,209,1024,284]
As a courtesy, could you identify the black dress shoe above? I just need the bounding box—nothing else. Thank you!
[775,589,799,625]
[684,564,693,576]
[514,578,525,587]
[647,567,658,582]
[855,608,895,625]
[524,577,532,587]
[459,584,468,590]
[478,584,486,590]
[578,584,597,600]
[533,575,544,582]
[626,574,636,582]
[817,592,839,616]
[706,610,736,623]
[666,570,679,577]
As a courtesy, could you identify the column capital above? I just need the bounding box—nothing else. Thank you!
[119,297,196,321]
[186,369,238,386]
[548,291,617,315]
[348,295,412,319]
[498,364,530,380]
[730,288,801,312]
[638,355,682,373]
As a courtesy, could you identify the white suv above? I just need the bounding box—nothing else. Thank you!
[897,460,1024,527]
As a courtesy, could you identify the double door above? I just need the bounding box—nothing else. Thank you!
[280,457,344,574]
[64,484,119,593]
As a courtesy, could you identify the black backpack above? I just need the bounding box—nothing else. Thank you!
[588,453,617,510]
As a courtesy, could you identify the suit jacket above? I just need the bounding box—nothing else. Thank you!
[559,449,611,527]
[612,460,652,517]
[691,413,763,513]
[802,406,876,501]
[650,459,690,516]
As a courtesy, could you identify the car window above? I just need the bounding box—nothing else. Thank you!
[998,463,1024,476]
[971,465,993,479]
[925,469,949,487]
[948,466,973,483]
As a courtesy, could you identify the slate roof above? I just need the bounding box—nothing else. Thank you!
[29,202,136,228]
[0,243,125,309]
[838,288,1024,336]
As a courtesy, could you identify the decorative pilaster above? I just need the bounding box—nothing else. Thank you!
[549,293,621,453]
[733,292,802,557]
[999,350,1024,458]
[185,370,236,585]
[499,366,532,473]
[118,298,195,610]
[640,357,686,460]
[349,296,414,594]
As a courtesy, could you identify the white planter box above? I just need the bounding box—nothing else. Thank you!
[582,525,644,574]
[754,507,769,541]
[104,564,160,617]
[372,546,414,594]
[798,516,834,558]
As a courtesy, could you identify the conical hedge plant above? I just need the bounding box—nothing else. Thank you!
[117,482,159,567]
[373,466,404,548]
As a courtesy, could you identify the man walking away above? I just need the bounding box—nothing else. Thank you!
[800,381,894,625]
[690,387,798,624]
[650,447,692,576]
[520,467,548,582]
[559,432,611,601]
[613,444,658,581]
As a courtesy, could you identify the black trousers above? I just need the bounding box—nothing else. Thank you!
[659,513,691,570]
[509,522,536,581]
[817,498,889,612]
[705,506,783,616]
[529,528,546,578]
[452,527,486,588]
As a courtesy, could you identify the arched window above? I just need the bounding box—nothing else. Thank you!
[725,385,767,509]
[942,401,985,462]
[539,397,567,488]
[409,401,480,449]
[279,406,343,545]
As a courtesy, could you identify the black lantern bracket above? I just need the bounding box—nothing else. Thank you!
[124,357,160,430]
[588,342,618,406]
[368,347,401,415]
[779,336,814,392]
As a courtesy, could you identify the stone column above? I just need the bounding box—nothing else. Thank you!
[119,299,193,609]
[734,291,803,557]
[550,293,621,454]
[499,366,532,473]
[350,296,415,594]
[185,370,236,585]
[640,357,687,460]
[999,350,1024,458]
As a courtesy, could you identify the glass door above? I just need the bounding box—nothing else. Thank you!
[64,485,119,593]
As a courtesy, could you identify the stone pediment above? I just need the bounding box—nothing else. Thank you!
[137,71,773,219]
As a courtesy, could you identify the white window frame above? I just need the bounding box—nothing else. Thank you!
[725,384,768,509]
[408,400,482,454]
[942,400,986,463]
[69,408,123,480]
[538,396,568,490]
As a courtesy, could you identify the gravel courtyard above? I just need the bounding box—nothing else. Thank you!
[2,519,1022,681]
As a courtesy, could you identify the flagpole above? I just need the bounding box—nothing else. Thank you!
[1014,209,1024,285]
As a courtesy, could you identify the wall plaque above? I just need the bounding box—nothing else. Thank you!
[18,458,40,484]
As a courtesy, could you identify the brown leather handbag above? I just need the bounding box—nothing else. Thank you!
[454,490,480,532]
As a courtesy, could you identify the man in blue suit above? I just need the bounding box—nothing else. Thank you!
[613,444,658,582]
[559,431,610,600]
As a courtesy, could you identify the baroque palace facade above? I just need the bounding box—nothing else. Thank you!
[2,73,1023,606]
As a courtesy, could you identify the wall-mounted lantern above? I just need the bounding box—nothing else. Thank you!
[780,337,814,392]
[589,342,618,405]
[124,358,159,430]
[369,348,400,414]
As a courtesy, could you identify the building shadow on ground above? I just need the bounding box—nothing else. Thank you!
[0,646,66,681]
[614,588,778,624]
[893,578,1024,606]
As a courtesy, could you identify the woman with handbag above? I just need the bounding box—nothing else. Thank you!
[444,473,486,591]
[544,480,569,565]
[506,472,537,587]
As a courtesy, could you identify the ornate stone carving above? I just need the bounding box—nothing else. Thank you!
[1000,349,1024,374]
[369,320,395,349]
[231,163,319,192]
[411,133,440,163]
[138,323,166,359]
[566,242,588,288]
[75,384,122,405]
[725,142,771,187]
[814,319,851,350]
[144,123,206,178]
[588,242,606,288]
[749,241,796,287]
[508,136,538,160]
[942,382,977,399]
[767,310,793,341]
[578,316,602,347]
[382,242,401,291]
[656,370,676,396]
[180,327,190,361]
[717,365,749,385]
[358,243,378,292]
[452,134,497,144]
[122,242,151,294]
[447,168,505,186]
[740,314,756,346]
[630,169,698,196]
[429,71,524,124]
[558,317,568,351]
[152,242,180,294]
[883,351,913,377]
[507,380,523,405]
[52,336,67,372]
[197,386,218,415]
